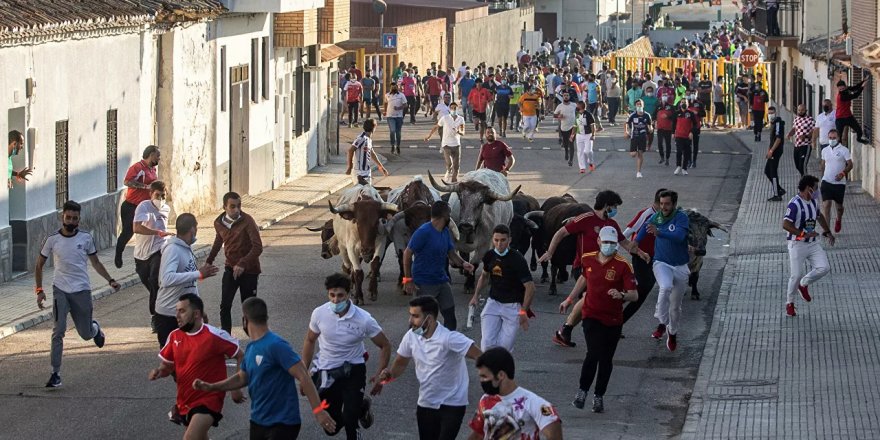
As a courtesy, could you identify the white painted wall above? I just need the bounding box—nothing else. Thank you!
[536,0,599,42]
[0,32,151,223]
[804,0,844,42]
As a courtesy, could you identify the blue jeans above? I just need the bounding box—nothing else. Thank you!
[461,97,471,122]
[387,117,403,148]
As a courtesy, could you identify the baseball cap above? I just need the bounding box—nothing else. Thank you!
[599,226,619,243]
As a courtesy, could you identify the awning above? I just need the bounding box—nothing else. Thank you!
[321,44,347,63]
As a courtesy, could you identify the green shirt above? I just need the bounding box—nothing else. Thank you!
[642,95,659,117]
[7,156,12,180]
[674,85,687,105]
[511,84,524,104]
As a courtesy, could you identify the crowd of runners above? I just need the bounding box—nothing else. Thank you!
[19,25,855,440]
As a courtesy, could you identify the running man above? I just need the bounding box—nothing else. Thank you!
[686,90,705,168]
[625,99,653,178]
[782,175,836,316]
[469,224,535,352]
[468,80,493,143]
[573,101,597,173]
[476,128,515,175]
[819,129,852,233]
[468,347,562,440]
[193,297,336,438]
[302,273,392,440]
[672,99,699,175]
[149,294,245,440]
[621,188,667,324]
[372,296,483,440]
[206,192,264,334]
[814,99,836,153]
[361,69,382,121]
[750,82,769,142]
[655,101,675,166]
[554,92,577,166]
[345,119,389,185]
[133,180,172,329]
[494,78,513,137]
[518,85,541,142]
[35,200,119,388]
[426,101,466,182]
[765,106,787,201]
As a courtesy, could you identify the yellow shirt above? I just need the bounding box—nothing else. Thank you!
[519,93,541,116]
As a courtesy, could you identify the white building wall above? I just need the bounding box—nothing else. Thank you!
[803,0,845,42]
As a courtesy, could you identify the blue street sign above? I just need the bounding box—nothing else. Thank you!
[382,33,397,49]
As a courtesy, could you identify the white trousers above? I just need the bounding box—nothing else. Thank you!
[480,298,521,352]
[786,240,830,304]
[653,261,689,335]
[575,134,594,170]
[522,116,538,139]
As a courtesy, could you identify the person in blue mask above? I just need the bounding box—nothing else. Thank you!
[469,224,536,352]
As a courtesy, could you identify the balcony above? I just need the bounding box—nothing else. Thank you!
[738,1,800,47]
[221,0,324,13]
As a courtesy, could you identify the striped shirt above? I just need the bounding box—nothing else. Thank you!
[784,195,818,242]
[352,132,373,177]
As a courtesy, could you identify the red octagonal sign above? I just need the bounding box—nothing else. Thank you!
[740,47,760,68]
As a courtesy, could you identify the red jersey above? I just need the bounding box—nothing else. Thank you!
[468,88,492,112]
[427,76,443,96]
[687,104,704,132]
[580,252,637,325]
[627,207,656,256]
[656,106,675,131]
[124,160,157,205]
[479,141,512,172]
[673,110,698,139]
[657,86,675,104]
[348,67,363,81]
[345,81,363,103]
[751,90,768,111]
[159,324,240,416]
[563,212,625,268]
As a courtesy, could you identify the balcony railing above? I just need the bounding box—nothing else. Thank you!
[748,1,801,41]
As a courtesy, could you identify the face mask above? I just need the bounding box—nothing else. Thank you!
[329,300,349,314]
[646,92,654,97]
[412,316,431,337]
[480,378,502,395]
[152,199,164,210]
[681,105,688,111]
[829,139,839,147]
[494,247,509,257]
[607,207,617,218]
[768,113,776,119]
[391,88,399,94]
[636,106,644,113]
[63,223,77,232]
[823,105,832,112]
[600,243,617,256]
[661,96,668,103]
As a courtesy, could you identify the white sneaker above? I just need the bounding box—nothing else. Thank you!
[636,172,643,178]
[674,166,682,175]
[682,169,689,175]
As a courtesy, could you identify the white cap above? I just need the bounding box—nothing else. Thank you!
[599,226,619,243]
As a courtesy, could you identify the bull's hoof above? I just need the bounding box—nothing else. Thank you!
[370,291,378,302]
[691,292,700,300]
[558,272,569,283]
[530,262,538,271]
[540,275,549,284]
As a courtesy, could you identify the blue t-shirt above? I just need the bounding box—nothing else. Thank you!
[459,77,476,98]
[636,209,690,266]
[242,331,303,426]
[495,85,513,105]
[408,222,454,285]
[587,82,599,104]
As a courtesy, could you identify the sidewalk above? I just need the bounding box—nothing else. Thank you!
[0,160,352,339]
[682,130,880,438]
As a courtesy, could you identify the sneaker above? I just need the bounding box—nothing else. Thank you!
[778,188,787,196]
[665,159,670,166]
[591,395,604,413]
[359,396,374,429]
[786,302,796,317]
[691,161,697,168]
[767,195,783,202]
[92,321,105,348]
[45,372,62,388]
[798,284,812,302]
[674,166,682,175]
[168,404,184,425]
[553,330,577,348]
[636,172,643,178]
[580,169,586,174]
[835,218,842,233]
[589,164,595,172]
[651,324,666,339]
[667,334,677,352]
[658,157,665,164]
[150,315,157,334]
[528,138,534,143]
[572,389,587,409]
[682,169,689,175]
[857,137,870,144]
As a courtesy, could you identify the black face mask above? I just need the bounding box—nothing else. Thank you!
[823,105,832,112]
[798,112,806,117]
[480,378,502,395]
[63,223,77,232]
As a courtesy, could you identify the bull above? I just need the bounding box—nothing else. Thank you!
[327,185,397,304]
[306,219,338,260]
[428,169,520,294]
[386,176,443,287]
[526,201,592,295]
[510,193,540,271]
[684,209,728,300]
[523,194,578,284]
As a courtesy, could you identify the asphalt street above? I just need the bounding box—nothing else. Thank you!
[0,112,750,439]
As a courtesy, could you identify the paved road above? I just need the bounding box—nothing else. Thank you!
[0,114,749,439]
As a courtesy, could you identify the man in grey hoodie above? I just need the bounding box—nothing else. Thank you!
[155,213,219,347]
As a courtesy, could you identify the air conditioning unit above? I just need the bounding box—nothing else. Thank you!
[846,36,853,56]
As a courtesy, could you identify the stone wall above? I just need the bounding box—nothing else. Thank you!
[452,7,534,68]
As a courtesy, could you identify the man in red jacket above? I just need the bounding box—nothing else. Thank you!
[206,192,264,333]
[672,101,699,176]
[835,79,869,144]
[655,103,675,166]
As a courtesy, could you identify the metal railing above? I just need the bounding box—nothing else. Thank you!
[751,1,801,39]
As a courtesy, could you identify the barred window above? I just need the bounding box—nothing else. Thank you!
[55,120,69,209]
[107,110,118,192]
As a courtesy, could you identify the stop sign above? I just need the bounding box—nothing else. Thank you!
[740,47,760,68]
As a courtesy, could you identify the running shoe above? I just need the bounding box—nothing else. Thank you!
[798,284,812,302]
[580,169,586,174]
[359,396,374,429]
[667,334,677,352]
[674,166,682,175]
[835,218,842,233]
[691,161,697,168]
[682,169,689,175]
[553,330,577,348]
[651,324,666,339]
[45,372,62,388]
[786,303,796,317]
[572,389,587,409]
[168,404,184,425]
[592,395,604,413]
[767,195,783,202]
[92,320,105,348]
[658,157,664,164]
[665,159,670,166]
[589,164,595,172]
[636,172,643,178]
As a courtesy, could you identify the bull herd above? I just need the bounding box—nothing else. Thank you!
[309,169,727,305]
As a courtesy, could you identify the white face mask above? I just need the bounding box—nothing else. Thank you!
[829,139,839,147]
[152,199,165,210]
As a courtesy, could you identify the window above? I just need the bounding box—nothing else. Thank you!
[303,71,311,133]
[819,85,825,111]
[251,38,259,103]
[295,66,304,137]
[781,62,787,108]
[262,37,270,100]
[55,120,69,209]
[221,46,227,111]
[106,110,118,192]
[863,77,874,144]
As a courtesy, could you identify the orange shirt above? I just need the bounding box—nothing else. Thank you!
[518,93,541,116]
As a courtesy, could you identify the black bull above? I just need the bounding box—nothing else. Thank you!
[684,209,728,299]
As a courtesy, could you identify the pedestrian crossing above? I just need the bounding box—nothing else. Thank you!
[379,144,748,155]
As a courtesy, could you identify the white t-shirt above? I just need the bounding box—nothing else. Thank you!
[821,144,851,185]
[815,111,836,145]
[545,74,557,95]
[435,101,451,118]
[397,324,474,409]
[40,229,97,293]
[438,114,465,147]
[309,302,382,370]
[554,102,577,131]
[469,387,561,440]
[351,133,374,178]
[385,92,408,118]
[133,200,170,260]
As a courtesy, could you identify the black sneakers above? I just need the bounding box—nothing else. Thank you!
[92,321,105,348]
[592,395,604,413]
[45,372,62,388]
[572,389,587,409]
[359,396,374,429]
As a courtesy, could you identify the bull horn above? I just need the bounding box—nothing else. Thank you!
[328,200,352,215]
[488,184,521,202]
[380,202,399,213]
[709,220,729,233]
[428,171,456,192]
[525,218,539,230]
[306,226,325,232]
[448,218,461,242]
[524,210,544,221]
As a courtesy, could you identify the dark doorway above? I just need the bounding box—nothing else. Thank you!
[230,66,251,195]
[535,13,557,43]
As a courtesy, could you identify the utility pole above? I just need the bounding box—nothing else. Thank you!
[616,0,620,50]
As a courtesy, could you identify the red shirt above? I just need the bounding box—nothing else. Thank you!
[836,91,854,118]
[427,76,443,96]
[468,88,492,112]
[674,110,698,139]
[563,212,625,268]
[627,207,656,256]
[479,141,512,172]
[751,90,768,111]
[124,160,157,205]
[159,324,240,416]
[580,252,637,325]
[656,107,675,131]
[349,67,363,80]
[345,81,363,103]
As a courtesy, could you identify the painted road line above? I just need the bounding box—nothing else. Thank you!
[428,145,437,149]
[409,145,417,148]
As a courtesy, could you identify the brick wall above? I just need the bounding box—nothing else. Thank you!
[397,18,447,72]
[319,0,351,44]
[275,9,318,47]
[851,0,877,67]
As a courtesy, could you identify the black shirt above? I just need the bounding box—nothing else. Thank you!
[481,249,532,304]
[769,117,785,156]
[627,112,653,137]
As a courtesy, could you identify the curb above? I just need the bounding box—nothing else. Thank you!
[0,178,352,340]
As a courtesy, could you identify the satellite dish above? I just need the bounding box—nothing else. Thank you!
[372,0,387,14]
